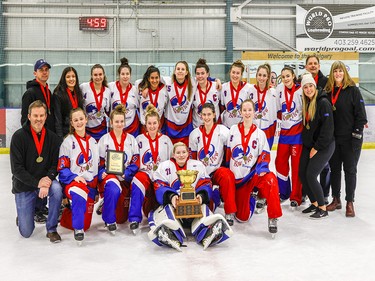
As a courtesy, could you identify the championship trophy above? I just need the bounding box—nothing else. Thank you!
[174,170,203,219]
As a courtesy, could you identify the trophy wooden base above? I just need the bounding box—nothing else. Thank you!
[174,198,203,219]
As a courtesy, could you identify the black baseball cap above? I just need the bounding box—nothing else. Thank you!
[34,59,51,71]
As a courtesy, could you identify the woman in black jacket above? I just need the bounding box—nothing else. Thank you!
[53,67,84,139]
[324,61,367,217]
[299,73,335,219]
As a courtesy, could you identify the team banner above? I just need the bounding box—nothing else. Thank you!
[296,5,375,53]
[241,51,359,86]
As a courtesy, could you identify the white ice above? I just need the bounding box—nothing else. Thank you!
[0,150,374,281]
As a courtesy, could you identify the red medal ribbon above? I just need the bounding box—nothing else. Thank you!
[66,88,78,109]
[255,85,267,113]
[284,84,296,112]
[172,158,187,171]
[30,126,46,157]
[149,84,164,107]
[110,130,126,152]
[74,132,90,163]
[239,123,256,156]
[89,81,105,113]
[198,81,212,105]
[116,81,132,105]
[173,80,188,105]
[199,124,217,156]
[146,132,160,164]
[331,86,343,108]
[36,81,51,113]
[230,81,245,108]
[314,74,319,85]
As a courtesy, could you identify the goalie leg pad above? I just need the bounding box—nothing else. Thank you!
[147,205,186,247]
[191,204,233,246]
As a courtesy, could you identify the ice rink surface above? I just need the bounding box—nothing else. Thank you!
[0,150,374,281]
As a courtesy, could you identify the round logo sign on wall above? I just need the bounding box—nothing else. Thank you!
[304,6,334,41]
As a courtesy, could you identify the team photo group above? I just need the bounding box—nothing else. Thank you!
[10,54,367,251]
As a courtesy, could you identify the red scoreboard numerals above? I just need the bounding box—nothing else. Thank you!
[79,17,108,31]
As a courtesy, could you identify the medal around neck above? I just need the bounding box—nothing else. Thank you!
[174,170,203,219]
[36,156,43,163]
[106,149,125,175]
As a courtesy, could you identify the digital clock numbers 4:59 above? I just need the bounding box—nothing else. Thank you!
[79,17,108,31]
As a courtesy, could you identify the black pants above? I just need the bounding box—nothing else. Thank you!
[299,142,335,206]
[320,163,330,198]
[329,138,363,202]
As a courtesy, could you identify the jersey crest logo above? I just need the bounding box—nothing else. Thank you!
[76,149,93,166]
[142,100,158,110]
[281,101,296,113]
[255,100,266,112]
[231,144,250,160]
[198,144,215,160]
[85,102,99,115]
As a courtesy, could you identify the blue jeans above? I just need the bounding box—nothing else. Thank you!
[15,180,63,238]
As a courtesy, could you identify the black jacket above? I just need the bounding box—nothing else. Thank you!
[328,85,367,143]
[10,122,61,194]
[53,87,84,138]
[302,90,334,151]
[21,79,56,132]
[316,70,328,91]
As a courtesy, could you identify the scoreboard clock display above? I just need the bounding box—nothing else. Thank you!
[79,17,108,31]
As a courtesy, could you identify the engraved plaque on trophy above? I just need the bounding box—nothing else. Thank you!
[174,170,203,219]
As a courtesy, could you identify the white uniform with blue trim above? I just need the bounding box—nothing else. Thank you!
[108,81,140,137]
[192,81,220,128]
[147,158,233,250]
[97,132,139,225]
[248,85,279,149]
[220,81,252,128]
[80,82,111,141]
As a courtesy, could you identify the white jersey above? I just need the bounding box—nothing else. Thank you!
[98,131,139,181]
[108,81,139,129]
[189,124,229,175]
[227,123,271,184]
[249,85,278,142]
[220,81,252,128]
[80,82,111,137]
[192,81,220,128]
[276,83,303,144]
[154,159,210,195]
[136,133,173,180]
[163,76,194,138]
[134,79,168,126]
[58,134,100,188]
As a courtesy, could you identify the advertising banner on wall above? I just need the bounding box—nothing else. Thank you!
[296,5,375,53]
[241,51,374,145]
[241,51,359,86]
